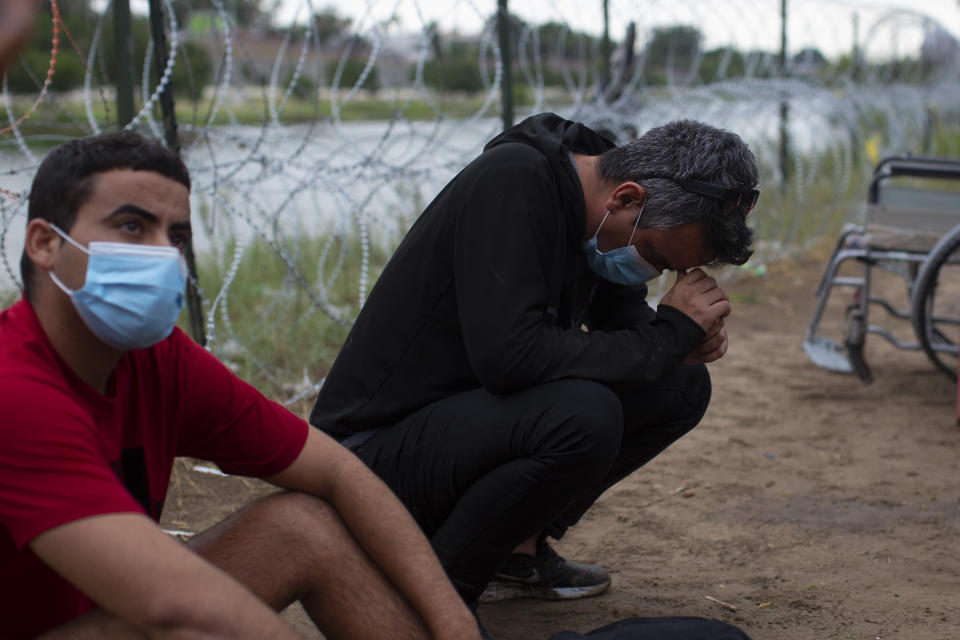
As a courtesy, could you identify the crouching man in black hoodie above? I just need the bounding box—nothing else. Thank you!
[309,113,758,610]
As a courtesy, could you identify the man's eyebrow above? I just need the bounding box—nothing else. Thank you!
[170,220,192,234]
[105,204,191,233]
[105,204,159,222]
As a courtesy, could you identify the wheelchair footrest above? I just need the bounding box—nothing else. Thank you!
[803,334,854,373]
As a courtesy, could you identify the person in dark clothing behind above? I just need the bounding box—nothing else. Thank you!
[309,113,758,609]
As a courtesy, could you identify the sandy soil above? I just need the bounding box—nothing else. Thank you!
[162,252,960,640]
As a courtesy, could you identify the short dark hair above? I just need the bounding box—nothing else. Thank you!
[597,119,757,266]
[21,131,190,299]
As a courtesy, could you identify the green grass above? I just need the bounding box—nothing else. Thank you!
[178,93,498,127]
[747,147,870,267]
[2,91,525,139]
[185,231,394,403]
[729,293,760,304]
[930,124,960,158]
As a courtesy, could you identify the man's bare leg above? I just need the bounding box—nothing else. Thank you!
[189,491,432,640]
[512,534,538,555]
[39,492,434,640]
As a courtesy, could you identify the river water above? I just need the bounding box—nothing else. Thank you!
[0,86,953,290]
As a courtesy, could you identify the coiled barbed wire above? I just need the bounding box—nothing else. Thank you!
[2,0,959,398]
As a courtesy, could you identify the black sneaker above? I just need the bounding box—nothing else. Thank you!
[481,538,611,602]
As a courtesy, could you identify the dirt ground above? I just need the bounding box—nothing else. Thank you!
[162,251,960,640]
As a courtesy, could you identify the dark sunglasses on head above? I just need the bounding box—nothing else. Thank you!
[676,178,759,217]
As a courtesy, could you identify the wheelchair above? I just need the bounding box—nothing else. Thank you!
[803,155,960,383]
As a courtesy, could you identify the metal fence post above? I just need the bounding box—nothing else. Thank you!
[114,0,135,125]
[601,0,611,93]
[147,0,206,346]
[148,0,179,153]
[778,0,790,189]
[497,0,513,130]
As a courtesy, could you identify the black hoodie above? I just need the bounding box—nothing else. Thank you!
[310,113,704,439]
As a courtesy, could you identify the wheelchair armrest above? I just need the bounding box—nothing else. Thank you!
[869,156,960,203]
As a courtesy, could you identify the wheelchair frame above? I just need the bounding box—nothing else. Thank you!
[803,155,960,383]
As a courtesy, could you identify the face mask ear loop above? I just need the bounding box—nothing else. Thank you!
[47,223,90,295]
[48,223,91,255]
[592,211,611,241]
[48,270,75,296]
[627,201,646,246]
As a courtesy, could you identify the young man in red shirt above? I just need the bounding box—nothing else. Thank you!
[0,132,481,640]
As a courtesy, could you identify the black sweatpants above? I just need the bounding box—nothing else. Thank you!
[351,364,711,603]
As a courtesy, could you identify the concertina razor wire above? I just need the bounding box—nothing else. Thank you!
[2,0,960,402]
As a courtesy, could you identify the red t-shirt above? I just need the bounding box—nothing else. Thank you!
[0,300,308,639]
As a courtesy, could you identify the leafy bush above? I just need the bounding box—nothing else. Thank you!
[4,48,87,93]
[419,57,484,93]
[171,41,214,101]
[327,56,379,92]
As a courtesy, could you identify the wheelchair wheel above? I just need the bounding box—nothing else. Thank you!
[842,300,873,383]
[911,223,960,382]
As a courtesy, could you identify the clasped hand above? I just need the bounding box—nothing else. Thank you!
[660,269,731,365]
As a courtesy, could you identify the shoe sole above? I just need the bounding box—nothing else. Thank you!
[479,577,611,602]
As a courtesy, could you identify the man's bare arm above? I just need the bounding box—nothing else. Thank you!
[0,0,37,70]
[266,427,482,640]
[30,513,302,640]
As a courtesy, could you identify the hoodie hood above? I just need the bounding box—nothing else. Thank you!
[484,113,616,241]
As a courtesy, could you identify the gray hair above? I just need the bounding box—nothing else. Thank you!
[597,119,757,266]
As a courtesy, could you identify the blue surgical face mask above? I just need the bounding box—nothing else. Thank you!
[47,223,187,350]
[583,205,663,285]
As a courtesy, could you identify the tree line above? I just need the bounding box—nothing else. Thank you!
[1,2,940,99]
